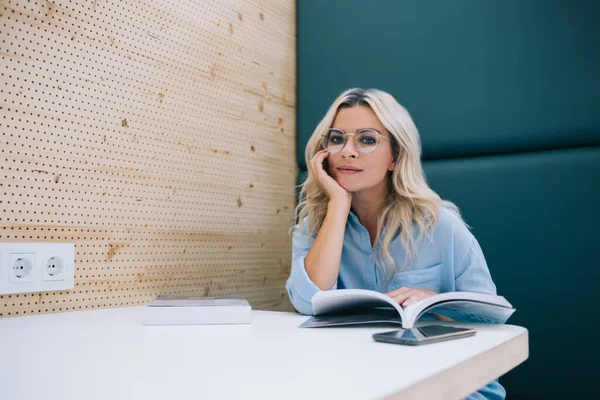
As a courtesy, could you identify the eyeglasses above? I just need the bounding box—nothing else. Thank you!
[321,128,390,154]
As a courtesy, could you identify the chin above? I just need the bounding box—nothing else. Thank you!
[335,174,387,194]
[336,180,364,193]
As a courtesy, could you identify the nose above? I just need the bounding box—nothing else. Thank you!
[340,135,359,158]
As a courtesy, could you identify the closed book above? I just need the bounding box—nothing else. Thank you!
[143,295,251,326]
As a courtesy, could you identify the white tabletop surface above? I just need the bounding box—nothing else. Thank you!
[0,307,528,400]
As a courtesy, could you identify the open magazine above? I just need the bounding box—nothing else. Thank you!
[299,289,516,329]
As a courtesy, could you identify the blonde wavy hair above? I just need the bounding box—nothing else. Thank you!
[295,88,464,282]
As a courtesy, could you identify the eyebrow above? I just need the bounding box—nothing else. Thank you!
[331,127,380,132]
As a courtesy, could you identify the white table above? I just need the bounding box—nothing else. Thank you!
[0,307,528,400]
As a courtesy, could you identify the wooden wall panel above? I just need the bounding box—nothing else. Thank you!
[0,0,296,317]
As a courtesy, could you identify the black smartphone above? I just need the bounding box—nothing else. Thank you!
[372,325,476,346]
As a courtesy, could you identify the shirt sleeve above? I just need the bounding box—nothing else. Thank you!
[466,379,506,400]
[453,227,497,295]
[285,223,338,315]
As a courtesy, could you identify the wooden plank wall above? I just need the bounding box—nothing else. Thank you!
[0,0,296,317]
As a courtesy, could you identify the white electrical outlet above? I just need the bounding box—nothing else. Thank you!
[43,253,67,281]
[0,243,75,295]
[10,253,36,283]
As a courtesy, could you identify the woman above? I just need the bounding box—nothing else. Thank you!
[286,88,505,399]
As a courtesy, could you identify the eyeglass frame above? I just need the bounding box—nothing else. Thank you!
[320,128,391,154]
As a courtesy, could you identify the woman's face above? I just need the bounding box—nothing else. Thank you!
[326,105,396,194]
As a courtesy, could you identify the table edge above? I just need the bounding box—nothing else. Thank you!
[381,328,529,400]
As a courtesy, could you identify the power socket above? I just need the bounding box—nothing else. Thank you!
[43,253,67,281]
[10,253,36,283]
[0,243,75,295]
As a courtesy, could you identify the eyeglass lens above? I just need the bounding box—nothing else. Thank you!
[321,129,380,154]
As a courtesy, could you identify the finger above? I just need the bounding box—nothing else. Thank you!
[391,290,414,306]
[385,286,405,297]
[402,291,432,308]
[402,295,421,308]
[385,286,411,298]
[311,149,329,161]
[312,154,332,180]
[431,313,454,322]
[311,150,329,168]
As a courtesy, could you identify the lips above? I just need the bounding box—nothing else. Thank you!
[337,166,363,175]
[337,165,363,172]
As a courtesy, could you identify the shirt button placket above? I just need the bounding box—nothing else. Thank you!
[362,228,376,290]
[370,253,377,288]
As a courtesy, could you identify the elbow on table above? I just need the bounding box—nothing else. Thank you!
[285,280,315,316]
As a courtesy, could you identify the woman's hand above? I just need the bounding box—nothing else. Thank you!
[385,287,438,308]
[310,150,352,207]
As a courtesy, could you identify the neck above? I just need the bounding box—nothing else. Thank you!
[351,181,389,243]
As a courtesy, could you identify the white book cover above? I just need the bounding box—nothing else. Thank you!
[144,295,252,326]
[300,289,515,329]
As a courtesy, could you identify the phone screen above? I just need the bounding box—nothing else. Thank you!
[372,325,476,346]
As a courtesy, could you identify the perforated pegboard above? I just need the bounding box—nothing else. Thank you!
[0,0,296,317]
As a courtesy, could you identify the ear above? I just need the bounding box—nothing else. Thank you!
[388,159,396,172]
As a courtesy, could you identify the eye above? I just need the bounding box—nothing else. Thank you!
[329,134,345,144]
[359,135,377,145]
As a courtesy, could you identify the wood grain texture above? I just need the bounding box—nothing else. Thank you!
[0,0,296,317]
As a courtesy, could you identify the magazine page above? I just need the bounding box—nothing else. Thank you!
[416,301,516,324]
[311,289,405,318]
[299,309,404,328]
[403,292,515,328]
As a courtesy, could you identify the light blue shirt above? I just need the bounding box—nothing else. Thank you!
[285,207,506,400]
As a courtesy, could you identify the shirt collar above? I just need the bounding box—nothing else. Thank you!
[348,210,398,246]
[348,210,401,245]
[348,209,361,226]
